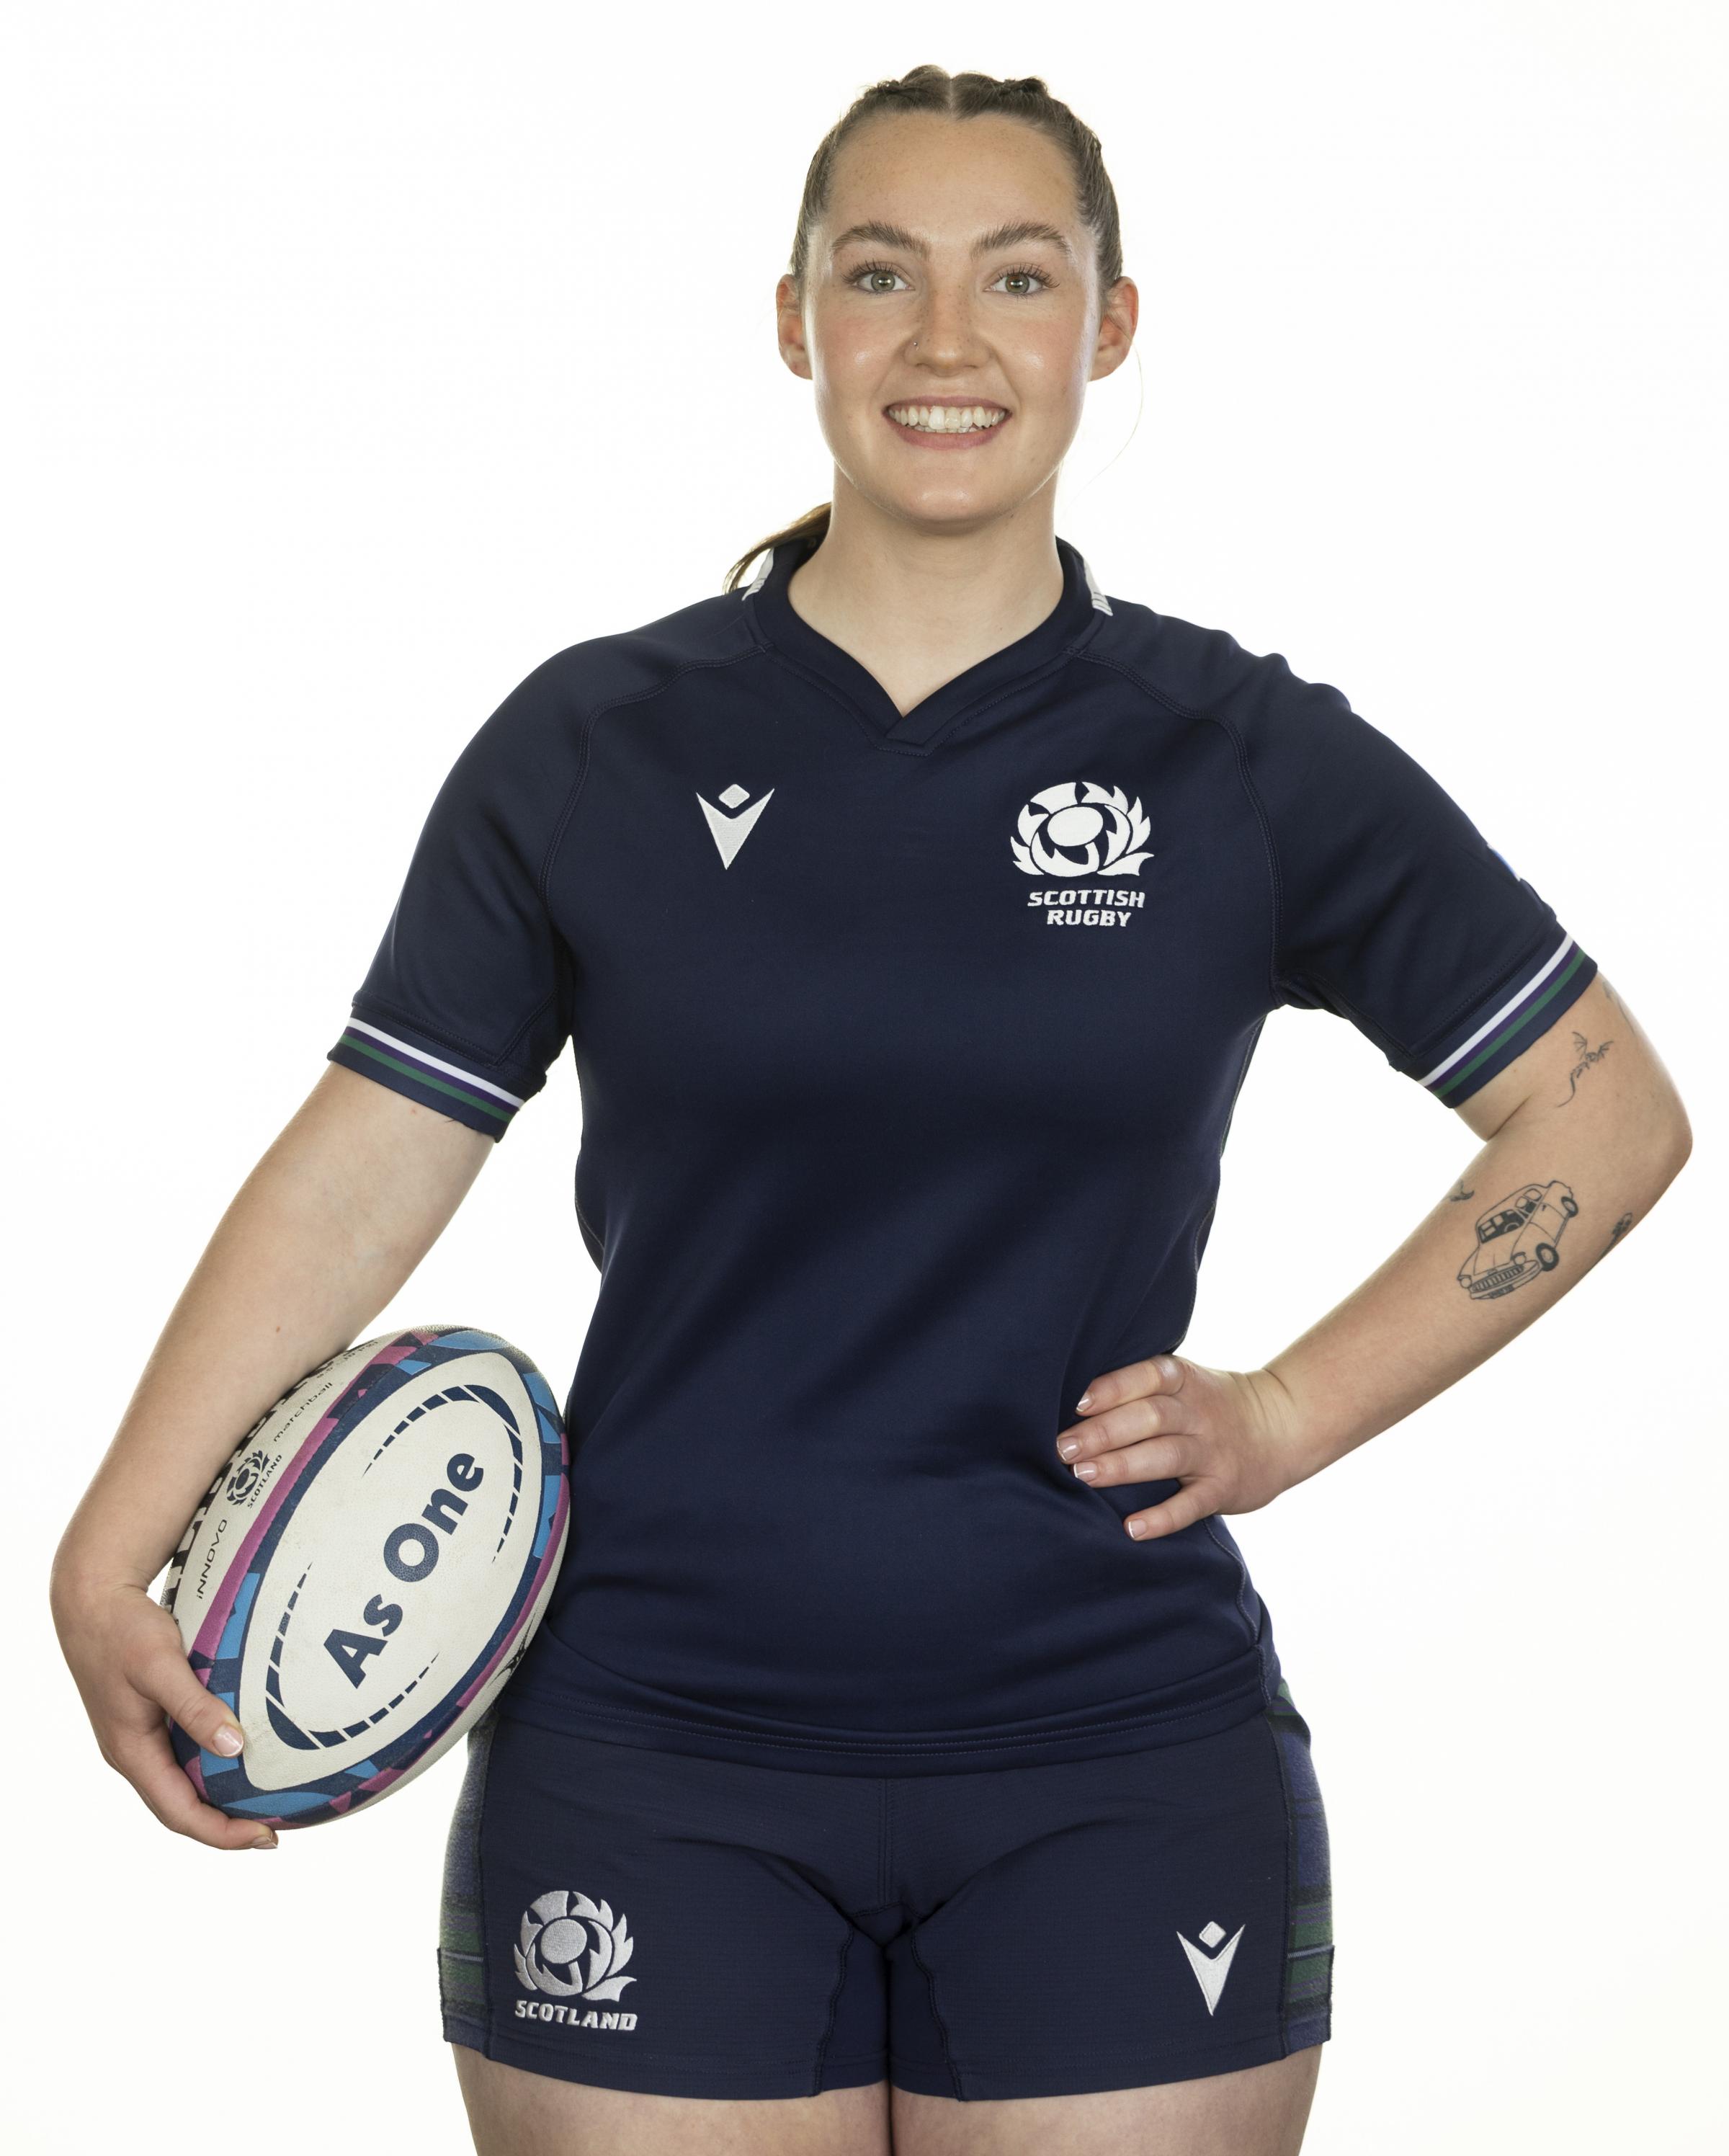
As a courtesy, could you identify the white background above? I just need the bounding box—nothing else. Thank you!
[6,4,1724,2150]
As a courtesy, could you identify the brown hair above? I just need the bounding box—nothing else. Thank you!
[720,63,1125,593]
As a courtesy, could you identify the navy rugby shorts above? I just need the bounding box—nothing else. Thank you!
[436,1680,1333,2103]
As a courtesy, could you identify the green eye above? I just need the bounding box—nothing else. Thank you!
[993,264,1055,296]
[849,262,908,293]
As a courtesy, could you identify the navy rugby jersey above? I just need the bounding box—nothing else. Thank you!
[327,533,1596,1776]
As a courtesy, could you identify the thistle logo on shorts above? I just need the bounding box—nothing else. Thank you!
[1012,780,1154,927]
[512,1889,639,2032]
[1176,1918,1244,2014]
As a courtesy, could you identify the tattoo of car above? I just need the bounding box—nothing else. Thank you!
[1457,1180,1578,1300]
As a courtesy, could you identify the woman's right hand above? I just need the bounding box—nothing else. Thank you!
[51,1572,280,1850]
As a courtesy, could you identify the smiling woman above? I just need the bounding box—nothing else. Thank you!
[53,53,1690,2156]
[722,70,1133,664]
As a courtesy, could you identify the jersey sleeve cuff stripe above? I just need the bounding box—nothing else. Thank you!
[328,1020,524,1133]
[340,1017,527,1107]
[1419,935,1595,1101]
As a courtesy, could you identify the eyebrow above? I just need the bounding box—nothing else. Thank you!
[828,218,1077,267]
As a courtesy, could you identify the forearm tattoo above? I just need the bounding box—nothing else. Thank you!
[1457,1180,1578,1299]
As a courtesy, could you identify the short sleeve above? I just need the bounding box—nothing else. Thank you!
[326,656,581,1139]
[1243,659,1598,1108]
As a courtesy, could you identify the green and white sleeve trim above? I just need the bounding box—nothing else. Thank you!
[327,1015,530,1139]
[1416,932,1596,1105]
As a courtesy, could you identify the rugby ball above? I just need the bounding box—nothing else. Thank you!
[159,1324,568,1829]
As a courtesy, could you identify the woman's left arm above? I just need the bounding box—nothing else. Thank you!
[1058,974,1693,1538]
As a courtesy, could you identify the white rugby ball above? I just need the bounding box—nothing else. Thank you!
[160,1324,568,1828]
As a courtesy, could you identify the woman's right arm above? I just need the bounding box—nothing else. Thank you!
[50,1065,494,1850]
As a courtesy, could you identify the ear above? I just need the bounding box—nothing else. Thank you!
[775,273,812,383]
[1091,274,1138,384]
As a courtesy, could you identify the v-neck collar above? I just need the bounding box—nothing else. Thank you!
[742,530,1111,750]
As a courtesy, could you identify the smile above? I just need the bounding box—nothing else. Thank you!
[885,403,1008,432]
[875,405,1009,455]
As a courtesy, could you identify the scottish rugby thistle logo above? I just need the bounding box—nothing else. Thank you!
[223,1446,272,1506]
[515,1889,637,2002]
[1011,780,1153,879]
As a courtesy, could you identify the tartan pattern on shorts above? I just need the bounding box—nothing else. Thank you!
[438,1708,500,2039]
[1268,1678,1333,2050]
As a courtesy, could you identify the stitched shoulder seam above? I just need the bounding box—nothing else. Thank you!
[1072,647,1285,1010]
[536,645,767,901]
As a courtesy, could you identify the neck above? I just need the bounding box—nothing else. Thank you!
[785,489,1066,719]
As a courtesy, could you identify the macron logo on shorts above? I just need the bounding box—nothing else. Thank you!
[1176,1920,1244,2014]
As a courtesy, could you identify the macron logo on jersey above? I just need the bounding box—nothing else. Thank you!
[697,781,774,868]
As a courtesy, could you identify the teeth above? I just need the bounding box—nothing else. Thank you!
[888,404,1007,433]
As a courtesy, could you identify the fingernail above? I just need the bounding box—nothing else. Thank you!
[212,1724,244,1756]
[251,1831,278,1849]
[1127,1518,1145,1538]
[1072,1461,1097,1481]
[1076,1391,1093,1412]
[1058,1438,1080,1460]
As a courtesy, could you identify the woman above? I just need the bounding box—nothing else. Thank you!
[51,61,1690,2156]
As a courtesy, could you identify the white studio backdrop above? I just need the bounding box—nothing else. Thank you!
[6,5,1723,2150]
